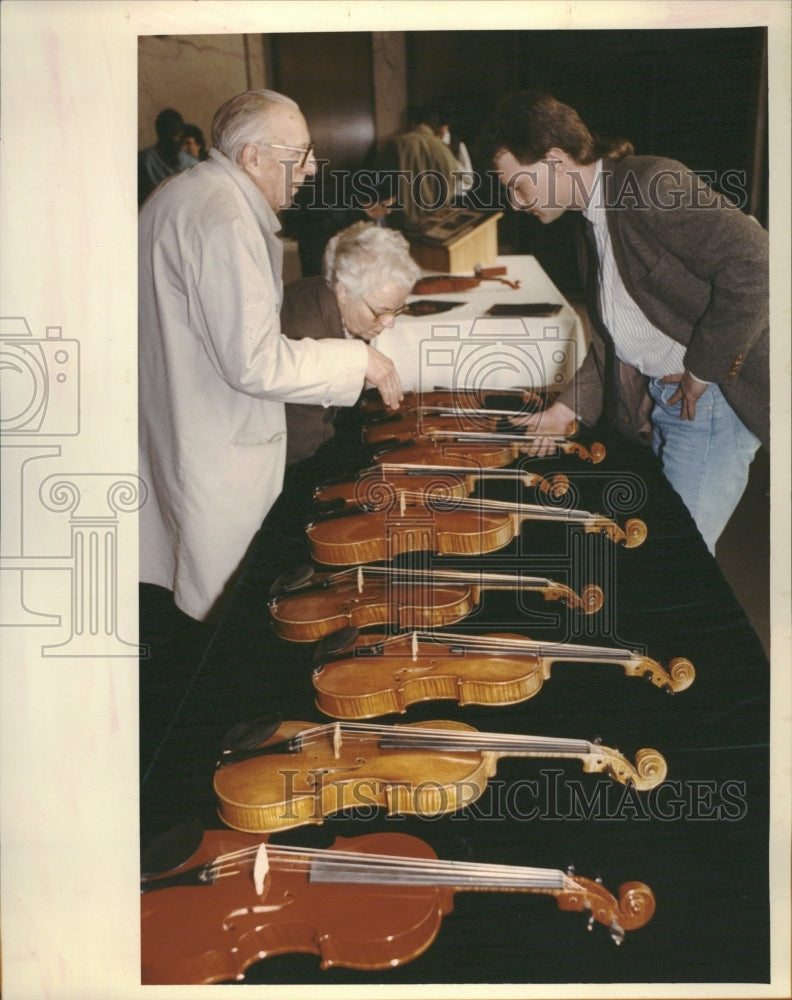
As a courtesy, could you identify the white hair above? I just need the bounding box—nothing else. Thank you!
[322,222,420,299]
[211,89,300,165]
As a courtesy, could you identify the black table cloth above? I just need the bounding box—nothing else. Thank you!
[140,407,770,986]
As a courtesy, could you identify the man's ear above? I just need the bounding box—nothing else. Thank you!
[544,147,572,169]
[239,143,262,173]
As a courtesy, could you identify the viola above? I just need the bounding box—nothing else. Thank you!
[373,430,606,468]
[141,828,655,983]
[267,564,604,643]
[314,462,570,509]
[312,629,696,718]
[214,717,667,834]
[305,496,647,566]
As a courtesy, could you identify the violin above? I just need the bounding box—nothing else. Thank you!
[141,827,655,983]
[267,564,604,643]
[305,496,647,566]
[374,430,606,468]
[314,462,570,509]
[360,386,547,419]
[214,717,667,834]
[312,629,696,718]
[412,268,521,295]
[363,406,565,445]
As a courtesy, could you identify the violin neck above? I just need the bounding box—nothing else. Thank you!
[376,727,593,758]
[308,852,567,892]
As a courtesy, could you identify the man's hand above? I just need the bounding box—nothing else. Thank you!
[508,400,579,457]
[365,346,403,411]
[662,371,708,421]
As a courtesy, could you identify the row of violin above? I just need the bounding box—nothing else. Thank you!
[141,386,684,984]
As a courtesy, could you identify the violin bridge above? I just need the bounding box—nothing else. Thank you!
[253,842,269,897]
[333,721,342,758]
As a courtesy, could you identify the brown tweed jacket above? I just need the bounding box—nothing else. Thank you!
[557,156,769,449]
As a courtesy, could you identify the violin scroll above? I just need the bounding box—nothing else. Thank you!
[595,516,648,548]
[557,876,656,942]
[590,745,668,790]
[666,657,696,692]
[544,582,604,615]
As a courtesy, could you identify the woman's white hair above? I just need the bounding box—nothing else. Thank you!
[322,222,420,299]
[211,89,299,165]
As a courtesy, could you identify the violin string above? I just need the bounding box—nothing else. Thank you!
[205,842,571,890]
[371,491,601,521]
[372,629,636,662]
[285,721,595,757]
[326,565,558,588]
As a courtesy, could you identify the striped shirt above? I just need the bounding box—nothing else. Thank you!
[583,160,694,380]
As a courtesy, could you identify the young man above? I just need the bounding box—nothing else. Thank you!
[479,90,768,553]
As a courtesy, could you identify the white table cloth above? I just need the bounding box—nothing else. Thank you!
[372,255,588,395]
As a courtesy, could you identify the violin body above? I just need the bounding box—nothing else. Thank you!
[215,719,491,833]
[307,507,519,565]
[313,632,550,718]
[141,829,452,983]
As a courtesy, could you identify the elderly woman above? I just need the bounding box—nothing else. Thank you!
[282,220,420,464]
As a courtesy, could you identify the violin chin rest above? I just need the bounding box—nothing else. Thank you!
[141,818,204,878]
[222,712,284,752]
[268,564,315,599]
[315,626,360,660]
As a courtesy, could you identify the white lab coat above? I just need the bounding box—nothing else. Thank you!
[138,149,368,620]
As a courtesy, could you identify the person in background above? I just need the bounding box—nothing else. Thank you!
[478,90,768,554]
[138,89,403,622]
[137,107,198,207]
[386,105,464,229]
[181,123,209,161]
[282,221,420,465]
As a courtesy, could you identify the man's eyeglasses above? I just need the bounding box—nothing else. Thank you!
[363,300,411,322]
[258,142,315,168]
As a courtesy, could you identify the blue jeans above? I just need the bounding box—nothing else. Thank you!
[648,378,760,554]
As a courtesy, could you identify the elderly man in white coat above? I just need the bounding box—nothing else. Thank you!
[138,90,403,622]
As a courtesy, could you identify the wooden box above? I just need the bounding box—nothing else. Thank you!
[408,211,502,273]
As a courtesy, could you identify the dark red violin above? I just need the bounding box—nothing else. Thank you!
[141,828,655,983]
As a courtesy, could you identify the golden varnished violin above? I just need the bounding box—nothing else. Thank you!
[267,564,604,642]
[360,385,548,419]
[214,716,667,834]
[306,495,647,566]
[141,827,655,983]
[314,462,570,509]
[312,629,696,717]
[363,406,565,445]
[373,430,606,468]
